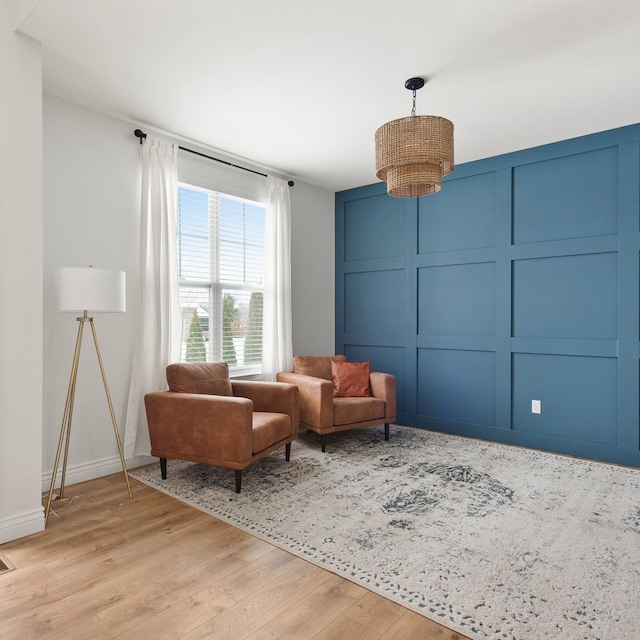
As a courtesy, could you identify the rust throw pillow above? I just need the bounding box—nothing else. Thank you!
[331,360,371,397]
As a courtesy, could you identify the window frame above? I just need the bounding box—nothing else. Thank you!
[177,181,266,376]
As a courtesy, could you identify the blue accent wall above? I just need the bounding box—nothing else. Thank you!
[335,123,640,467]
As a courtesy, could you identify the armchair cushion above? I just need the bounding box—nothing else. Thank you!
[293,354,346,380]
[166,362,233,396]
[253,412,293,453]
[333,396,385,426]
[331,360,371,397]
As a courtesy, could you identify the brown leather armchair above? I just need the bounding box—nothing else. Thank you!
[277,355,396,452]
[144,362,299,492]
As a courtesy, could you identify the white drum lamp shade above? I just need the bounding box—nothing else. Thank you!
[54,267,126,313]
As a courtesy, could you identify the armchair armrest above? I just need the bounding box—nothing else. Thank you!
[276,371,334,430]
[144,391,253,463]
[231,380,300,437]
[369,372,397,422]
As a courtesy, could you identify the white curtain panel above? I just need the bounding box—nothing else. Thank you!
[262,176,293,380]
[123,136,182,457]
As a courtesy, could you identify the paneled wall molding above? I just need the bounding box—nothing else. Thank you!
[336,123,640,467]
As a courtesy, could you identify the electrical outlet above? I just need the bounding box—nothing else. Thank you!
[531,399,541,414]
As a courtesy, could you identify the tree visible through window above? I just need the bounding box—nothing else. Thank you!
[177,183,265,373]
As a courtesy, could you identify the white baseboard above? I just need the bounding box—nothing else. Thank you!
[0,456,156,545]
[0,508,44,545]
[41,454,156,493]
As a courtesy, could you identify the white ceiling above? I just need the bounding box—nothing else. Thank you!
[17,0,640,193]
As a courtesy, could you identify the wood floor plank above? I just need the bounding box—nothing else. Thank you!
[380,610,463,640]
[246,574,366,640]
[96,537,280,634]
[114,584,236,640]
[0,472,469,640]
[46,614,122,640]
[1,551,185,637]
[181,561,333,640]
[0,562,58,604]
[213,547,303,602]
[311,614,383,640]
[342,590,405,634]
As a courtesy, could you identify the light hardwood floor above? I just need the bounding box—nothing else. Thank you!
[0,471,468,640]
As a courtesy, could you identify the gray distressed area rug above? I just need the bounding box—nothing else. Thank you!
[130,425,640,640]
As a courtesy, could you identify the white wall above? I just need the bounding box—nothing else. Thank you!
[42,94,143,491]
[0,2,44,543]
[39,96,336,508]
[290,183,335,355]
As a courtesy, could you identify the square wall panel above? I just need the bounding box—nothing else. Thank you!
[512,353,617,445]
[419,262,496,336]
[344,270,405,335]
[513,252,617,339]
[418,349,495,426]
[513,147,618,244]
[419,172,496,253]
[344,194,406,261]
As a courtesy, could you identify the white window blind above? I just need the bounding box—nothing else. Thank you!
[178,182,265,374]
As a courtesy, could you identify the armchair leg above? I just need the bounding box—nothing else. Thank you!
[235,469,242,493]
[160,458,167,479]
[385,423,390,441]
[285,442,291,461]
[321,434,327,453]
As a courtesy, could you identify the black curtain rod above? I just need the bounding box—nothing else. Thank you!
[133,129,294,187]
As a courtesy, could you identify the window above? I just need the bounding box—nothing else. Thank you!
[177,183,265,374]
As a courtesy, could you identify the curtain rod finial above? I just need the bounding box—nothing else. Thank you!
[134,129,147,144]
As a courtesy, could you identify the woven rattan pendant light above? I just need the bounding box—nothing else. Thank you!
[375,77,454,197]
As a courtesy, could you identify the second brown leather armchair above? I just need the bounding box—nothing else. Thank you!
[277,355,396,452]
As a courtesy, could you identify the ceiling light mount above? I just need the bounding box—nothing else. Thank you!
[375,77,454,198]
[404,77,425,92]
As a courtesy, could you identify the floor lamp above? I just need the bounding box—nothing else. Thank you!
[45,266,133,525]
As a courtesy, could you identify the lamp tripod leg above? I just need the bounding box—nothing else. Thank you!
[44,317,84,525]
[89,318,133,499]
[45,314,133,526]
